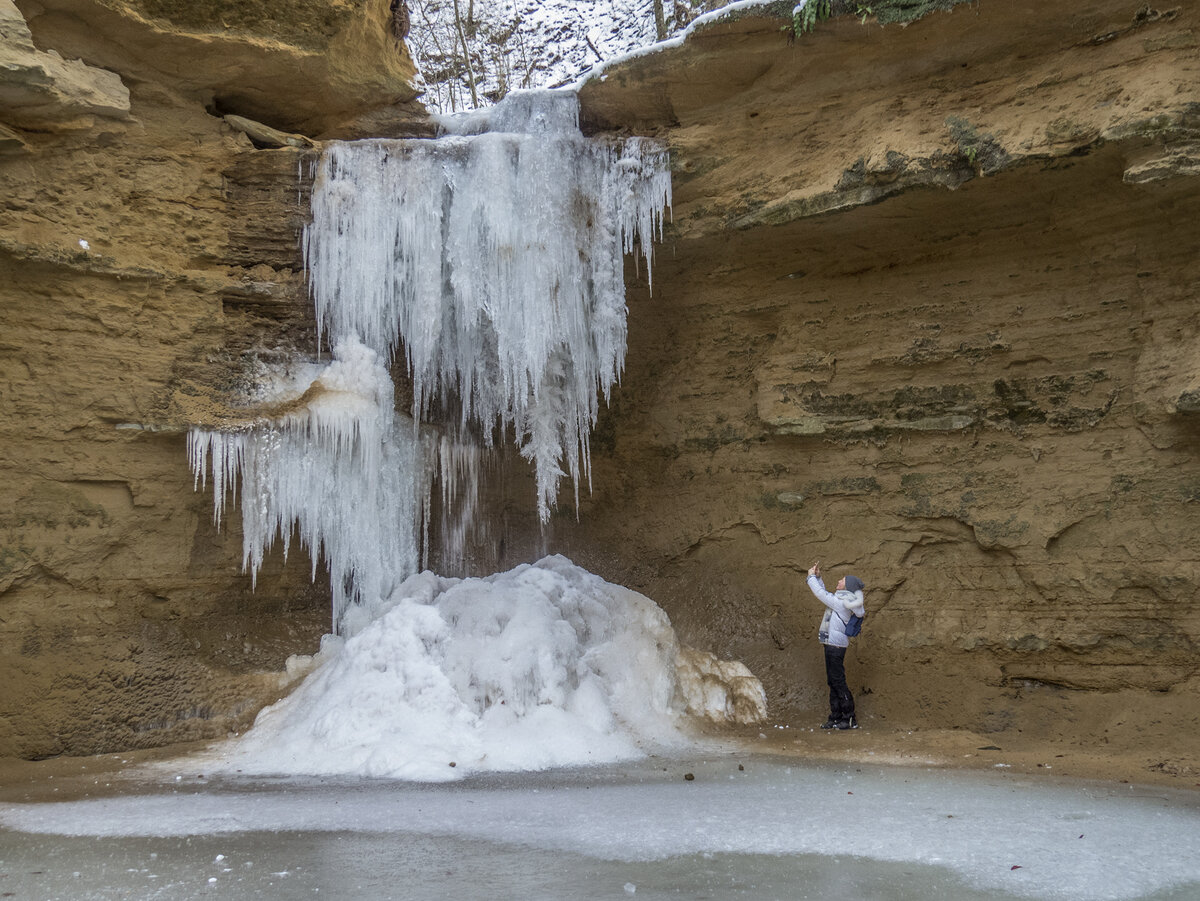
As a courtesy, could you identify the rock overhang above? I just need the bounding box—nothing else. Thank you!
[11,0,425,137]
[576,0,1200,239]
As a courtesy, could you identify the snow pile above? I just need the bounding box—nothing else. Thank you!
[205,556,760,781]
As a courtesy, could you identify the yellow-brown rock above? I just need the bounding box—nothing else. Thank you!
[1,0,130,130]
[1,0,1198,775]
[12,0,423,136]
[551,0,1200,764]
[0,0,426,759]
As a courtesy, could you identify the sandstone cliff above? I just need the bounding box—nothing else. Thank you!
[556,0,1200,771]
[0,0,421,757]
[1,0,1197,778]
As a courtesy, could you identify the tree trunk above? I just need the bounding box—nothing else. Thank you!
[653,0,667,41]
[452,0,479,107]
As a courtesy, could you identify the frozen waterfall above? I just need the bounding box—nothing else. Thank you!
[304,90,670,523]
[186,90,765,780]
[190,90,671,628]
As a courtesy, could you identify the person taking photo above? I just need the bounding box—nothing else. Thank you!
[806,562,866,730]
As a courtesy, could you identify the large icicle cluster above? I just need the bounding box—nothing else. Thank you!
[304,90,672,521]
[184,94,769,772]
[189,89,671,630]
[188,340,428,628]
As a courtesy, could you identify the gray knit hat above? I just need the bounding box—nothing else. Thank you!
[844,575,864,593]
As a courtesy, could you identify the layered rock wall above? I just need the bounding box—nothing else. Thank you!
[0,0,419,757]
[550,0,1200,754]
[1,0,1197,765]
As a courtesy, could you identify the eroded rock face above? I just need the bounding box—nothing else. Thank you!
[1,0,1198,762]
[549,0,1200,752]
[0,0,427,758]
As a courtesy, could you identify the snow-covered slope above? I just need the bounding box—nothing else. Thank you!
[407,0,723,113]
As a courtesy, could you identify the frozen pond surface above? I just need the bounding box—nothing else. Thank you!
[2,752,1198,901]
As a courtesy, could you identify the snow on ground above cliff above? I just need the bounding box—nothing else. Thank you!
[409,0,793,112]
[410,0,657,110]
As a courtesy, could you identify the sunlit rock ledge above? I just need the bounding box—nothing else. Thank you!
[0,0,129,132]
[11,0,426,137]
[578,0,1200,237]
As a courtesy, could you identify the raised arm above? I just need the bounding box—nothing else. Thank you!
[806,573,841,611]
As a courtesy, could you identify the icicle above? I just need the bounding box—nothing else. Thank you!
[614,136,673,294]
[189,340,428,631]
[187,429,245,529]
[192,89,671,631]
[433,434,489,575]
[303,89,672,524]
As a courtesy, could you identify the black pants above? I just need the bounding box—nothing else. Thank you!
[824,645,855,723]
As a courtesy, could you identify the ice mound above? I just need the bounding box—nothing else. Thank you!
[205,556,765,781]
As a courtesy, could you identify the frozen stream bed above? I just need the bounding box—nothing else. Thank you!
[1,751,1198,901]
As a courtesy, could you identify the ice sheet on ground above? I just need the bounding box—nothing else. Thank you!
[3,757,1197,901]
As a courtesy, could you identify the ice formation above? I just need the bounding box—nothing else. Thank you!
[204,556,765,781]
[7,758,1199,900]
[304,89,670,521]
[188,339,428,627]
[186,90,762,778]
[191,89,670,625]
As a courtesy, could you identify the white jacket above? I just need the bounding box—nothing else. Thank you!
[807,574,865,648]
